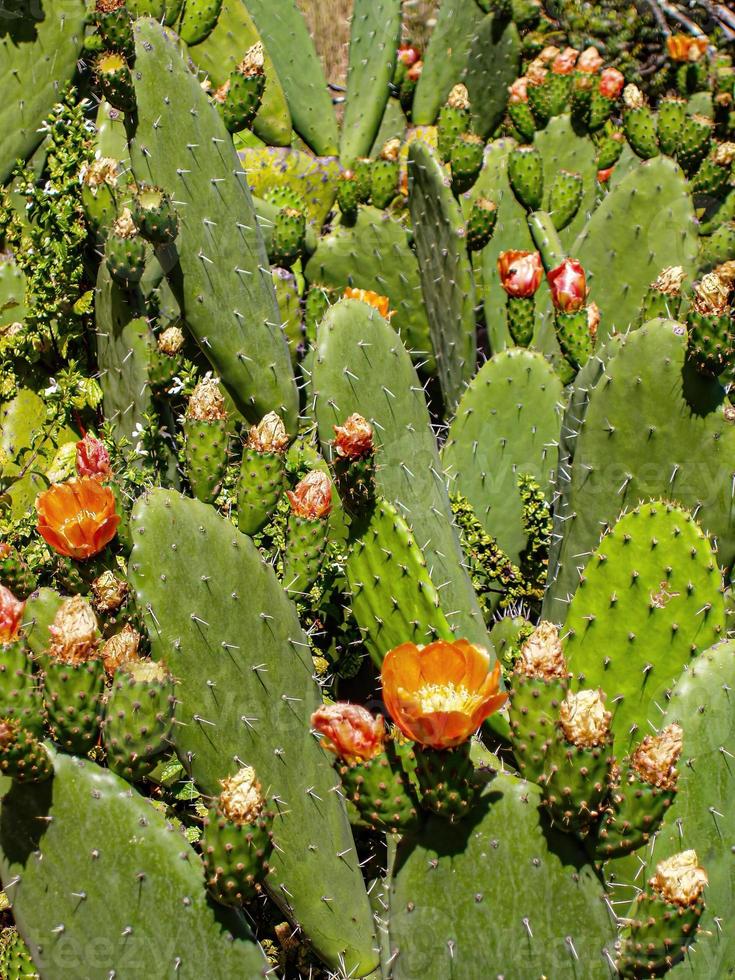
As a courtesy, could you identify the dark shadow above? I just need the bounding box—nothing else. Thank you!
[0,773,54,866]
[681,355,725,417]
[0,0,45,42]
[536,799,606,880]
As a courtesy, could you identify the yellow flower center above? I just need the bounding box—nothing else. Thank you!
[416,683,476,715]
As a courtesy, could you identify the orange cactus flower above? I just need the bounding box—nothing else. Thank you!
[381,639,507,750]
[0,585,24,644]
[311,702,385,764]
[666,34,708,63]
[36,478,120,560]
[286,470,332,520]
[76,433,111,481]
[343,287,394,319]
[497,250,543,298]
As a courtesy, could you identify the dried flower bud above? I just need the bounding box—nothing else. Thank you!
[76,434,111,481]
[111,208,138,239]
[447,83,470,110]
[80,156,119,190]
[713,141,735,167]
[599,68,624,99]
[714,260,735,287]
[157,325,185,356]
[127,659,170,684]
[527,61,548,86]
[692,272,730,316]
[497,250,543,298]
[515,620,568,680]
[651,266,685,296]
[552,47,578,75]
[0,585,24,645]
[548,258,587,313]
[237,41,264,76]
[380,138,401,162]
[559,689,611,748]
[577,46,603,73]
[623,84,645,110]
[587,301,600,341]
[219,765,265,824]
[212,80,230,104]
[286,470,332,519]
[631,723,683,790]
[333,414,374,459]
[311,702,385,764]
[101,623,141,674]
[650,851,708,907]
[91,569,128,613]
[538,45,560,65]
[508,76,528,104]
[48,595,99,665]
[186,378,227,422]
[247,412,289,454]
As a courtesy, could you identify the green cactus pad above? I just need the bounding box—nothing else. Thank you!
[283,512,329,598]
[128,19,299,433]
[185,0,292,146]
[313,299,490,648]
[610,641,735,977]
[0,641,44,738]
[177,0,222,44]
[0,0,87,183]
[462,13,521,140]
[42,659,105,757]
[340,0,401,165]
[545,321,735,619]
[0,927,37,979]
[573,156,698,335]
[128,489,378,975]
[304,206,434,369]
[240,0,338,155]
[203,804,273,905]
[508,671,568,782]
[241,145,340,232]
[0,749,267,976]
[339,743,420,834]
[389,769,616,977]
[539,729,613,834]
[450,133,485,194]
[104,660,175,781]
[561,501,725,757]
[0,720,52,784]
[408,141,476,413]
[411,0,485,125]
[509,144,544,212]
[345,497,453,666]
[104,230,147,286]
[534,115,599,248]
[623,105,660,159]
[443,348,563,565]
[237,447,286,535]
[549,169,584,231]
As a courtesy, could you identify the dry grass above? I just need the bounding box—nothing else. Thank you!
[296,0,440,89]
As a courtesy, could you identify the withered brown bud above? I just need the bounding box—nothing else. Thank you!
[651,266,685,296]
[111,208,137,240]
[48,596,100,665]
[286,470,332,519]
[247,411,289,454]
[80,157,119,190]
[186,378,227,422]
[692,272,730,316]
[515,621,568,680]
[237,41,265,77]
[333,414,374,459]
[91,570,129,614]
[101,623,141,675]
[623,84,645,110]
[380,138,401,162]
[157,325,185,357]
[559,689,611,748]
[630,723,682,790]
[219,765,265,824]
[650,851,707,907]
[447,83,470,111]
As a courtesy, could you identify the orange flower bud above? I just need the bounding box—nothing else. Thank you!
[0,585,24,644]
[333,414,374,459]
[497,250,543,298]
[599,68,625,99]
[397,44,421,67]
[286,470,332,519]
[247,412,289,454]
[36,478,120,560]
[76,433,111,481]
[407,60,423,83]
[311,702,385,764]
[577,46,603,73]
[587,301,600,341]
[597,166,614,183]
[508,76,529,104]
[548,258,587,312]
[381,639,507,749]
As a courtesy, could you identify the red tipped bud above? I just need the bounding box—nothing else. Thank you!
[597,166,614,183]
[497,250,543,298]
[311,702,385,764]
[508,76,528,104]
[548,258,587,313]
[397,44,421,67]
[0,586,24,644]
[333,414,373,460]
[286,470,332,519]
[76,434,111,481]
[577,46,603,73]
[599,68,625,99]
[552,47,578,75]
